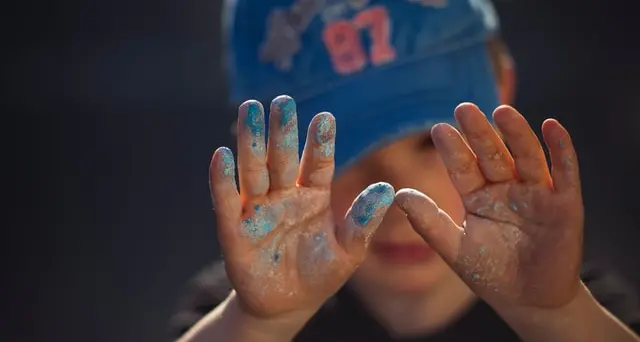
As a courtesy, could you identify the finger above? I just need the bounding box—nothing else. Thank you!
[338,182,395,256]
[541,119,581,193]
[267,95,300,190]
[298,112,336,188]
[431,123,486,195]
[454,103,516,182]
[209,147,244,255]
[237,100,270,200]
[395,188,463,265]
[493,106,551,184]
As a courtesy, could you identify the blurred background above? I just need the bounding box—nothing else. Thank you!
[4,0,640,341]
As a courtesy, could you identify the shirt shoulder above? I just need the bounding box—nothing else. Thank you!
[168,261,640,339]
[168,261,232,339]
[581,263,640,332]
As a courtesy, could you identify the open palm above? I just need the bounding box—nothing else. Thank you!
[396,104,584,309]
[209,96,393,319]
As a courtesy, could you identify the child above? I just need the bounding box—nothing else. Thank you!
[171,0,640,341]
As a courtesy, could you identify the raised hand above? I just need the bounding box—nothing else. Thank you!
[209,96,394,319]
[396,103,584,310]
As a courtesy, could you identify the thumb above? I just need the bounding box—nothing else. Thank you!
[337,182,394,257]
[394,189,462,265]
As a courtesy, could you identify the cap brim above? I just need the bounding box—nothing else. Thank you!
[294,42,500,175]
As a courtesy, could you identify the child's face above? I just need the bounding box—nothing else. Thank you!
[331,131,464,293]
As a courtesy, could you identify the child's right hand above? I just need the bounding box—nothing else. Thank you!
[209,96,393,326]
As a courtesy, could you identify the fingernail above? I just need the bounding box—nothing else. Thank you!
[350,182,395,227]
[314,113,335,157]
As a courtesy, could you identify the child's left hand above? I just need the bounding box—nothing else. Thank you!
[395,103,584,310]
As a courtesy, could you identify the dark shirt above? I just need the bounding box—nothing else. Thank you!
[170,262,640,341]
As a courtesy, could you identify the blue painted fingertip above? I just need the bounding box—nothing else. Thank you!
[314,113,336,157]
[242,100,265,136]
[218,147,235,177]
[272,95,298,149]
[350,182,395,227]
[272,95,297,127]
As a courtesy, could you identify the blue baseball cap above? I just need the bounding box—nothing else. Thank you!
[224,0,501,174]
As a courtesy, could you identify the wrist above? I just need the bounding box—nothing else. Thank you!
[179,291,314,342]
[493,282,590,325]
[492,283,639,342]
[224,291,314,342]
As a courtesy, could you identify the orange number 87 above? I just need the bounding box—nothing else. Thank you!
[322,6,397,75]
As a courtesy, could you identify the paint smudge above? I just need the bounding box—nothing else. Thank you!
[274,96,298,149]
[219,147,235,177]
[241,204,281,242]
[277,96,296,127]
[300,231,335,280]
[471,272,480,282]
[563,158,574,168]
[479,246,487,255]
[249,232,287,295]
[314,113,335,157]
[350,182,394,227]
[559,139,565,149]
[476,200,506,218]
[509,201,518,212]
[242,101,266,155]
[267,232,284,264]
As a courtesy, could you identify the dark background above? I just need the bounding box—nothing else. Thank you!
[4,1,640,341]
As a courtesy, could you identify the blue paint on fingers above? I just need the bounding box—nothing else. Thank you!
[218,147,235,177]
[240,100,266,154]
[272,96,298,149]
[350,182,395,227]
[245,101,265,136]
[313,113,336,158]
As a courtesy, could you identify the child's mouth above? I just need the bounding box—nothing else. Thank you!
[370,241,437,264]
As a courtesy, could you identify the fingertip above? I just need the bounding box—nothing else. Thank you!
[238,100,265,134]
[541,118,566,136]
[430,122,455,141]
[270,95,297,127]
[310,112,336,142]
[212,147,236,178]
[453,102,481,120]
[209,147,240,215]
[455,102,479,111]
[271,94,295,106]
[340,182,394,249]
[349,182,395,227]
[491,104,518,124]
[298,112,336,188]
[394,188,436,214]
[308,112,336,159]
[239,99,264,112]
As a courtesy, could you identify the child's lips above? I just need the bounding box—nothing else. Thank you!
[370,241,437,264]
